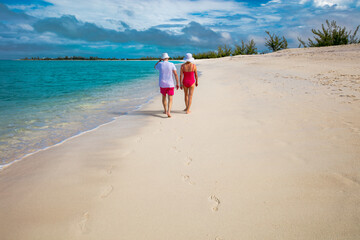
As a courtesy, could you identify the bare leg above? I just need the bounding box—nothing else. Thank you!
[162,94,167,114]
[186,85,195,114]
[183,87,189,111]
[167,95,173,118]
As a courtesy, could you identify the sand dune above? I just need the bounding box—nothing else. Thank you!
[0,44,359,240]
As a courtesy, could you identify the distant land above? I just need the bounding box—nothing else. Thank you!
[20,56,184,61]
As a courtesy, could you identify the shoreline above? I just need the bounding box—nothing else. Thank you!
[0,88,158,171]
[1,45,359,239]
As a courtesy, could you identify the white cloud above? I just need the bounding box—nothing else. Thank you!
[34,32,88,45]
[221,32,232,41]
[7,4,39,11]
[21,0,250,31]
[261,0,282,6]
[299,0,356,9]
[190,36,201,42]
[88,43,120,49]
[122,44,144,49]
[18,24,34,31]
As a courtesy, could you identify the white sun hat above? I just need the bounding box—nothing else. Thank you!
[183,53,195,62]
[161,53,170,59]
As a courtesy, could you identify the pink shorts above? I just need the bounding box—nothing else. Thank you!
[160,87,174,96]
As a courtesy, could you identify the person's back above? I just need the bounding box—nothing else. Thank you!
[182,63,196,88]
[182,62,195,72]
[156,61,176,88]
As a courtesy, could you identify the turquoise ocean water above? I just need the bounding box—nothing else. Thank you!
[0,60,177,168]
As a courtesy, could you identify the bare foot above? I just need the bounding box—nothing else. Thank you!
[186,110,191,114]
[163,111,166,114]
[183,108,187,111]
[167,111,172,118]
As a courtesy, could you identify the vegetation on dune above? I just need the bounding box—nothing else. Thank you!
[138,56,184,60]
[265,31,288,52]
[170,56,186,60]
[192,51,218,59]
[217,44,232,57]
[233,41,247,55]
[298,20,360,48]
[192,40,257,59]
[234,39,258,55]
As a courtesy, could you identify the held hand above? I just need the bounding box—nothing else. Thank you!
[195,82,198,87]
[180,84,183,90]
[176,84,179,90]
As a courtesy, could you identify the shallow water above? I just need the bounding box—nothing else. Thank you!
[0,60,179,167]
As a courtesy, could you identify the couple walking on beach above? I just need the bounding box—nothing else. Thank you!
[154,53,198,118]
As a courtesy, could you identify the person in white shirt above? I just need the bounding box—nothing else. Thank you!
[154,53,179,118]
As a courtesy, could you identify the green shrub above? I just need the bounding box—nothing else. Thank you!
[265,31,288,52]
[193,51,218,59]
[233,40,257,55]
[233,41,246,55]
[245,39,257,55]
[297,37,307,48]
[298,20,360,47]
[217,44,232,57]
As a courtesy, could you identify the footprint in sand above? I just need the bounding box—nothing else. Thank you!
[215,237,223,240]
[185,157,193,166]
[176,136,183,142]
[106,166,113,175]
[209,195,221,212]
[182,175,195,185]
[100,185,113,198]
[136,137,142,143]
[171,146,181,153]
[79,212,90,233]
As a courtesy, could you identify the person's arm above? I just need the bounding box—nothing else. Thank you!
[154,59,162,69]
[194,65,198,87]
[173,70,179,90]
[180,65,184,89]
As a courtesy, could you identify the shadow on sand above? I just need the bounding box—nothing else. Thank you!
[111,110,185,119]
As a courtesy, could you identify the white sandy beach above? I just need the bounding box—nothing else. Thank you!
[0,44,360,240]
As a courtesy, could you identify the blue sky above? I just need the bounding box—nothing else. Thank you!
[0,0,359,59]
